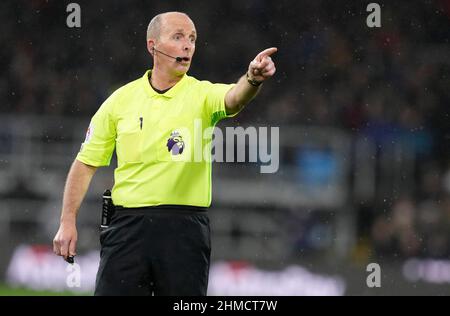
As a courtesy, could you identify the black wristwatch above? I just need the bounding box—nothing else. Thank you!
[246,72,263,87]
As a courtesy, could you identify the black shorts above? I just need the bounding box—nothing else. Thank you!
[94,206,211,296]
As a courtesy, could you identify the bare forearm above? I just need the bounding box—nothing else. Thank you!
[225,47,277,115]
[60,159,97,224]
[225,74,261,114]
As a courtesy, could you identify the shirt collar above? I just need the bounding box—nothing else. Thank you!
[142,69,188,99]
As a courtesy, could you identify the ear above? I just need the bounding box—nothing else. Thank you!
[147,39,155,57]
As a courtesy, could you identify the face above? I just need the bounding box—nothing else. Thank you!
[148,13,197,76]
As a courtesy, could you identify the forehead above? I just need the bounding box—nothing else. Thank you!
[161,14,196,34]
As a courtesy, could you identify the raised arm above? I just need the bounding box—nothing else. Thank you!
[225,47,277,115]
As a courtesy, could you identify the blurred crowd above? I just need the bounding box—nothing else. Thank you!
[2,0,450,260]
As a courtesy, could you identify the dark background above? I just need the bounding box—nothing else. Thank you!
[1,0,450,295]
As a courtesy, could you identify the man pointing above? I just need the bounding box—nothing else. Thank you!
[53,11,277,296]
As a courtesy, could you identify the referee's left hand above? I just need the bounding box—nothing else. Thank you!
[248,47,277,84]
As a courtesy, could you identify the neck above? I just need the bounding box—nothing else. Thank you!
[150,66,184,91]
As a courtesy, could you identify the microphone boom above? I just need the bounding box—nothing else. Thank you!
[154,48,189,63]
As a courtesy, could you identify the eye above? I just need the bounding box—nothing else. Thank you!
[174,34,182,40]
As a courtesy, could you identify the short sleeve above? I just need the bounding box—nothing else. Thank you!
[76,93,117,167]
[203,81,237,125]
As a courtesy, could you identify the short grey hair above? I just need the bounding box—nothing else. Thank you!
[146,11,191,40]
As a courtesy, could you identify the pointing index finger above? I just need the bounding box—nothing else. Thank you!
[256,47,278,61]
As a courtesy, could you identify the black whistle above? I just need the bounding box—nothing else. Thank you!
[66,256,74,264]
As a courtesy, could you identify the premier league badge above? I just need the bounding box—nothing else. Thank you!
[166,130,185,155]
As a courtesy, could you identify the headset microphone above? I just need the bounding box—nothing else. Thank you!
[153,48,189,62]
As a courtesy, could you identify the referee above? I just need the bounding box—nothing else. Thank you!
[53,11,277,296]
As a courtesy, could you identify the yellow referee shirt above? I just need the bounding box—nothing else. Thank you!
[76,70,237,207]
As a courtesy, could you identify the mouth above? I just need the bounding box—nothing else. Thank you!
[178,60,190,67]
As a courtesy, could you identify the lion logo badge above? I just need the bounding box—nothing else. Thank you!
[166,130,185,155]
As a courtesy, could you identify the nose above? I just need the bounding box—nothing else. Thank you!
[183,40,194,53]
